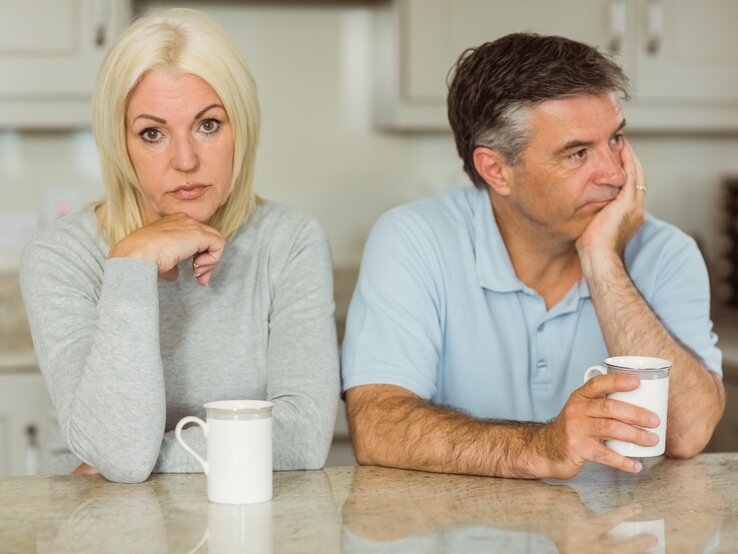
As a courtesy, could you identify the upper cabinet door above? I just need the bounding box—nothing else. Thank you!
[633,0,738,104]
[402,0,621,103]
[0,0,131,128]
[375,0,738,131]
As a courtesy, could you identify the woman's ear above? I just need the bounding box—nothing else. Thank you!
[472,147,512,196]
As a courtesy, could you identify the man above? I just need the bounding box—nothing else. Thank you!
[341,33,725,479]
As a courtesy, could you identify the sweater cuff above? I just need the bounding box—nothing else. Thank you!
[100,257,159,307]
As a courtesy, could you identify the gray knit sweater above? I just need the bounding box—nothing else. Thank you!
[19,200,340,483]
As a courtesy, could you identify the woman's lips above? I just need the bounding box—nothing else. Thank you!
[170,184,209,200]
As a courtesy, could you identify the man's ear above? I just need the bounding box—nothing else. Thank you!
[472,147,512,196]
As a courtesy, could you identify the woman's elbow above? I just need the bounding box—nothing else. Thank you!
[100,462,154,484]
[95,444,160,483]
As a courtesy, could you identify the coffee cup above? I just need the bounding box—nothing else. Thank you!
[187,502,273,554]
[606,518,665,553]
[584,356,671,457]
[175,400,273,504]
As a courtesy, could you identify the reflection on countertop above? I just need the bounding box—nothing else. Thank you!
[1,454,736,553]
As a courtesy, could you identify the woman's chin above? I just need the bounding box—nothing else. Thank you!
[160,206,217,224]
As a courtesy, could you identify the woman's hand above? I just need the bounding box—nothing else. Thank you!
[72,463,99,475]
[108,213,226,286]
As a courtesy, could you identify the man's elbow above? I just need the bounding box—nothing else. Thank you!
[665,428,715,460]
[349,425,384,467]
[353,444,375,467]
[666,440,704,460]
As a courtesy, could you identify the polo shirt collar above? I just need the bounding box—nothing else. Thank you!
[474,188,523,293]
[473,188,592,300]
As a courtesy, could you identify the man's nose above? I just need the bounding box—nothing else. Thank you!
[171,135,199,173]
[594,148,626,187]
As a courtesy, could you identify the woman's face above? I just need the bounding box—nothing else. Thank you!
[126,70,235,224]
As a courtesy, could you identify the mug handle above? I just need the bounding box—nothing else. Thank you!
[584,365,607,383]
[175,416,209,474]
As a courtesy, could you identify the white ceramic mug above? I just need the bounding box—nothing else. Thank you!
[584,356,671,457]
[175,400,273,504]
[606,518,666,554]
[187,501,273,554]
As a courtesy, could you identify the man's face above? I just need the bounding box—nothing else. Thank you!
[502,93,627,242]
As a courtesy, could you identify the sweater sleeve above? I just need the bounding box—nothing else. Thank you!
[267,218,340,470]
[19,227,167,483]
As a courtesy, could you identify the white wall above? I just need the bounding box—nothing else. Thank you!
[2,2,738,268]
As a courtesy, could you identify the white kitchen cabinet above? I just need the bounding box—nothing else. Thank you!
[0,369,49,477]
[0,0,132,129]
[375,0,738,131]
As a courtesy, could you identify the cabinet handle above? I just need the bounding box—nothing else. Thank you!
[646,0,664,55]
[93,0,111,47]
[609,0,626,55]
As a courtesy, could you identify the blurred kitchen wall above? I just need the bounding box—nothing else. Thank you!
[2,1,738,268]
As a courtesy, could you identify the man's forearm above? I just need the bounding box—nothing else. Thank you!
[346,385,555,478]
[581,252,725,456]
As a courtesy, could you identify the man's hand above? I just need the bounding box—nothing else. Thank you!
[576,139,646,265]
[538,373,660,479]
[108,213,226,286]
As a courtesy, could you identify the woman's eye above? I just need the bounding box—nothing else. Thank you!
[140,128,162,143]
[199,119,221,134]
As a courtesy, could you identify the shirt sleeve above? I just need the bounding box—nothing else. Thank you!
[19,230,167,483]
[342,209,443,399]
[633,227,722,375]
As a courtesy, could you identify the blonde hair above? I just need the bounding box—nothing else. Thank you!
[92,8,260,243]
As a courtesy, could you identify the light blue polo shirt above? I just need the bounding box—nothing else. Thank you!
[341,186,721,423]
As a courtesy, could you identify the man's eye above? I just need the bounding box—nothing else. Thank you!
[569,149,586,161]
[140,128,162,143]
[199,119,221,134]
[610,133,624,146]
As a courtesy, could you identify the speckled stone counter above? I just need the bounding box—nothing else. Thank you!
[1,454,737,553]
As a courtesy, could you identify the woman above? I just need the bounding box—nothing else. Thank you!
[19,8,339,483]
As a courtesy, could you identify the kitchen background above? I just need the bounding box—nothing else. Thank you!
[2,0,738,476]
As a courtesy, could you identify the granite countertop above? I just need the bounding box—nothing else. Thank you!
[1,454,737,553]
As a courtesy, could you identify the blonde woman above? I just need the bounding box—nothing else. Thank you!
[20,9,339,483]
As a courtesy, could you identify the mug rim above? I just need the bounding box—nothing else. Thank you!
[204,399,274,413]
[605,356,672,371]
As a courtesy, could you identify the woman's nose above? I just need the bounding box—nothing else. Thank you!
[171,136,199,173]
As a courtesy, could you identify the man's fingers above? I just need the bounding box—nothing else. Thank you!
[622,139,647,201]
[580,373,640,399]
[603,533,660,554]
[596,502,642,530]
[625,138,646,186]
[587,397,660,429]
[592,418,660,447]
[621,138,636,179]
[591,443,642,473]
